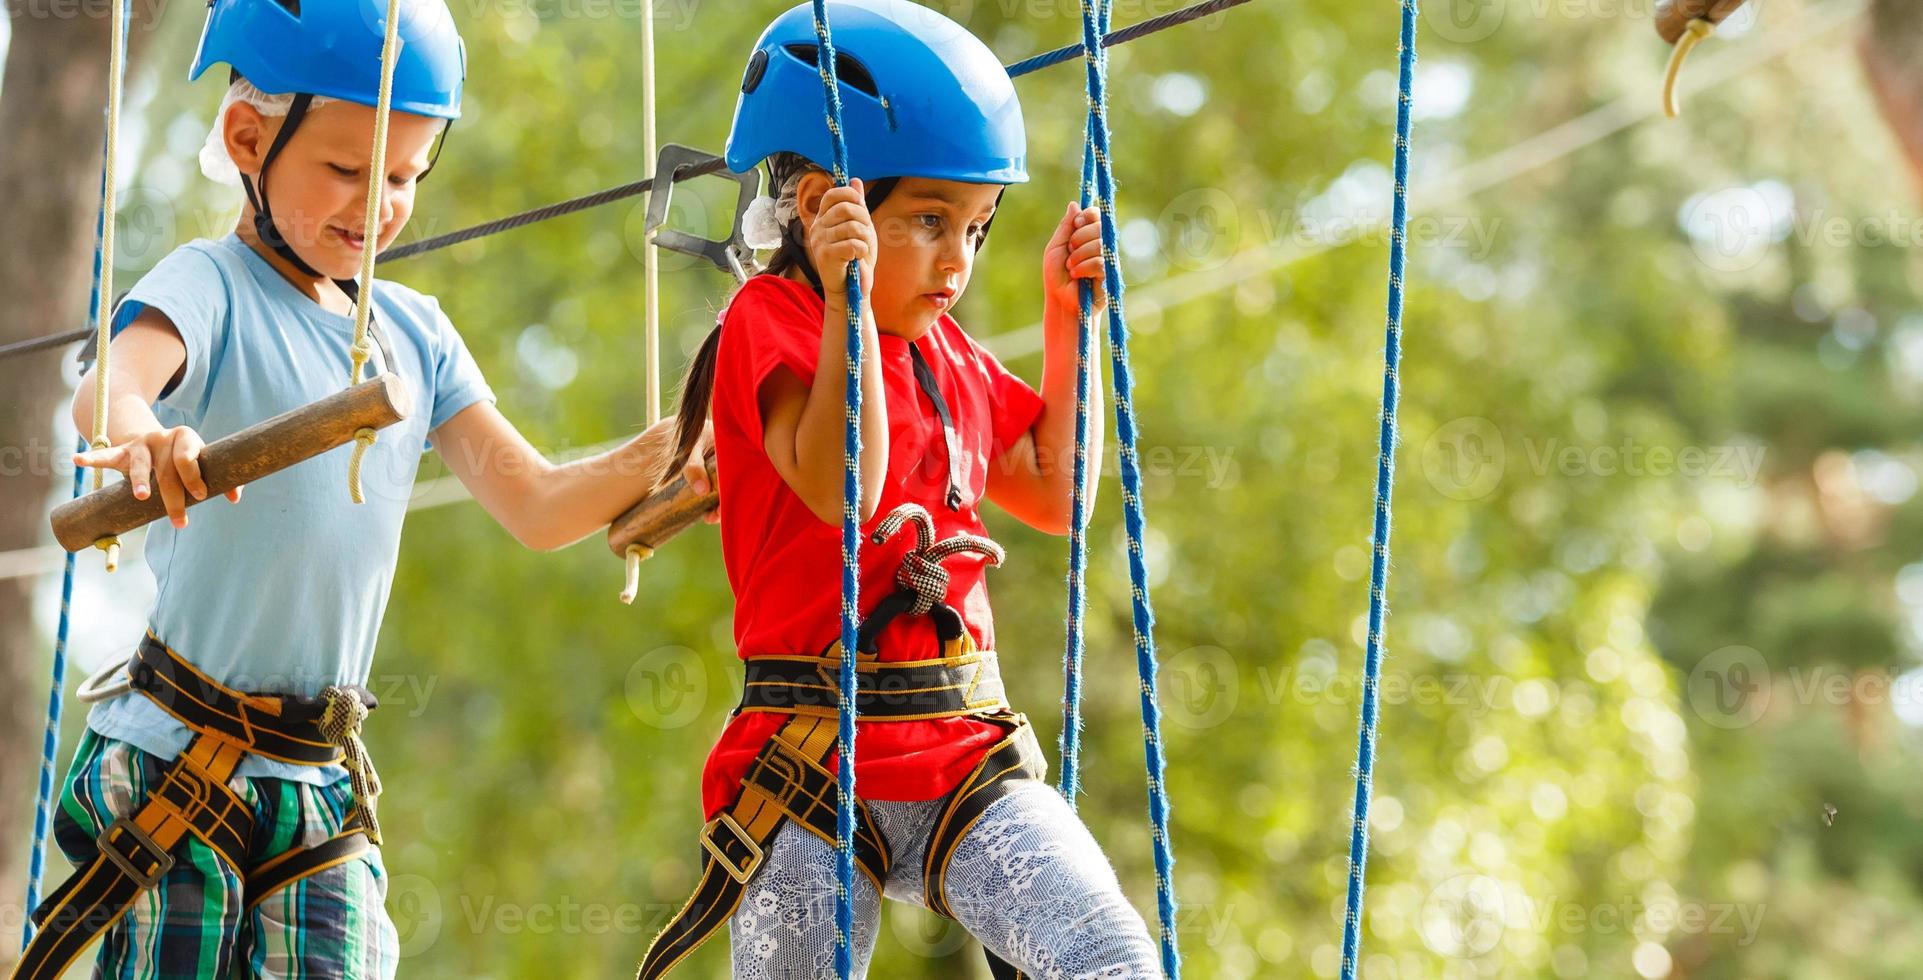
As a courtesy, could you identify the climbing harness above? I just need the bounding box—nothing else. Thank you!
[11,635,380,980]
[636,503,1042,980]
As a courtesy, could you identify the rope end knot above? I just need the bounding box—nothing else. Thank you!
[620,543,654,604]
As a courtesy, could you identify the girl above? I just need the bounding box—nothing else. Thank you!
[638,2,1161,977]
[21,0,709,977]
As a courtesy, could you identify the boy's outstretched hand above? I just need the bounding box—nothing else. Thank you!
[73,426,244,530]
[1044,202,1108,315]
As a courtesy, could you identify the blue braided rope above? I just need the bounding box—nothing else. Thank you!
[1339,1,1418,977]
[21,55,121,947]
[23,459,84,951]
[1076,0,1181,974]
[805,3,865,977]
[1057,0,1111,812]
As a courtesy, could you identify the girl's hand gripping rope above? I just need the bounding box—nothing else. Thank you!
[1043,202,1107,315]
[805,178,878,306]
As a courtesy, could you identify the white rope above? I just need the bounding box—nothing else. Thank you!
[619,0,664,603]
[346,0,404,504]
[642,0,662,425]
[89,0,131,573]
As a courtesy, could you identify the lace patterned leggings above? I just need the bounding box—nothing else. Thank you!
[728,779,1161,979]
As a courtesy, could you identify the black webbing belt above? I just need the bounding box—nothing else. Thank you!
[635,596,1045,980]
[738,648,1009,720]
[12,634,377,980]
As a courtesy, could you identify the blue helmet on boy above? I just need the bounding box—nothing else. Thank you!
[725,0,1026,184]
[190,0,466,119]
[190,0,464,281]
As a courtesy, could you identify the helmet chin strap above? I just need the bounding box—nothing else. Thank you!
[235,92,454,291]
[239,92,331,281]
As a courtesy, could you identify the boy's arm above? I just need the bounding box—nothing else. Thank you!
[71,309,240,528]
[431,402,714,551]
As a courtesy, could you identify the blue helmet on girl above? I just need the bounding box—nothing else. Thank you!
[190,0,466,118]
[725,0,1026,184]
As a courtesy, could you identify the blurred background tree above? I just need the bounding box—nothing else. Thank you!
[7,0,1923,976]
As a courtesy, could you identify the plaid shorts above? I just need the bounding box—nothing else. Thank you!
[49,730,398,980]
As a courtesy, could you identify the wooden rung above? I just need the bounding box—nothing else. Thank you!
[1655,0,1747,44]
[608,446,718,560]
[50,373,411,552]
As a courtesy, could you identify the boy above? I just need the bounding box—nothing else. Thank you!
[15,1,705,977]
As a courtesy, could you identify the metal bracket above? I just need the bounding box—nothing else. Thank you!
[77,655,133,703]
[645,144,760,284]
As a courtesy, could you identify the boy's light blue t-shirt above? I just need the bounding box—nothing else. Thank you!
[86,233,494,784]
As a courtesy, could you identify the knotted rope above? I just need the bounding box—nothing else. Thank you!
[870,503,1004,616]
[319,687,384,846]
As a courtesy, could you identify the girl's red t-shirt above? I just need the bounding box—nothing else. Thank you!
[702,273,1046,819]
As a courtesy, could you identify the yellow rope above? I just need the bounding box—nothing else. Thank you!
[347,427,378,505]
[1663,17,1716,119]
[346,0,403,504]
[91,0,129,573]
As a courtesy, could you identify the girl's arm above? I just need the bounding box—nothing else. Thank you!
[432,402,714,551]
[759,177,891,526]
[987,203,1108,535]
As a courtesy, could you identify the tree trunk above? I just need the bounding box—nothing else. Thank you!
[1860,0,1923,199]
[0,0,164,962]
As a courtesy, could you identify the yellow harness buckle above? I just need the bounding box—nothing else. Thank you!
[100,816,175,890]
[700,813,763,885]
